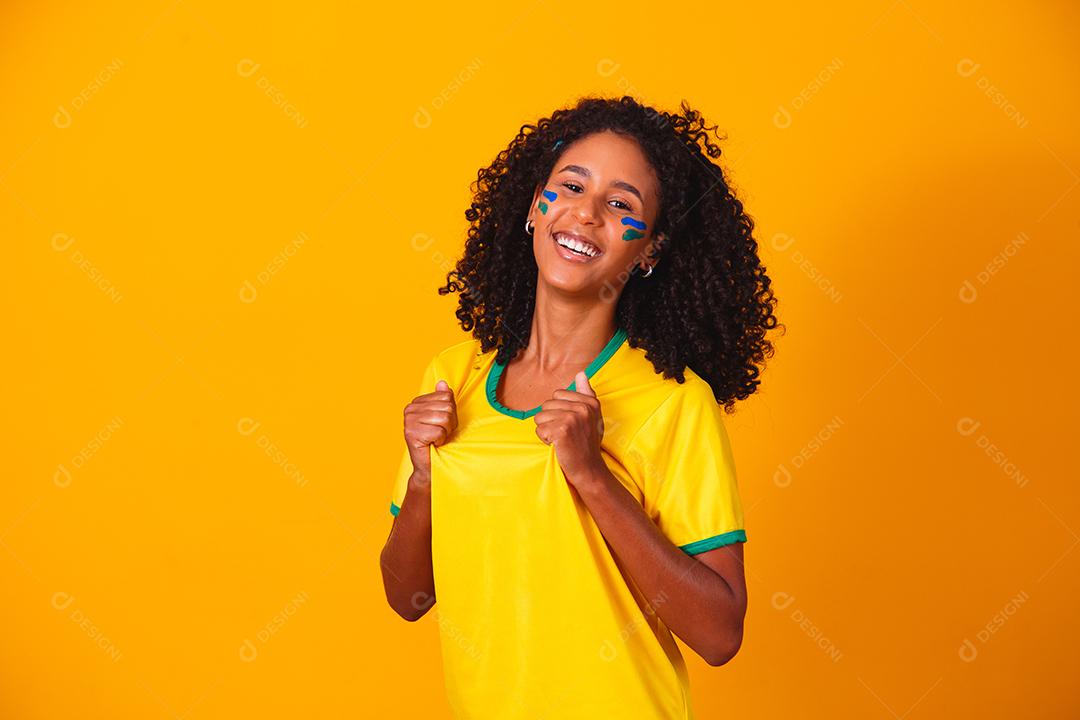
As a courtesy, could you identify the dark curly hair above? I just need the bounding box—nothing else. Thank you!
[437,95,783,413]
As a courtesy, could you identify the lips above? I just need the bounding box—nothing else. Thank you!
[551,234,596,263]
[551,230,603,264]
[554,230,601,253]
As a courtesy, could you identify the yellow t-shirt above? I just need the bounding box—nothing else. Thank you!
[389,326,747,719]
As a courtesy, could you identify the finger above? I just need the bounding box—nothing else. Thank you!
[414,389,455,404]
[415,380,454,403]
[406,404,454,421]
[550,388,599,407]
[574,370,596,398]
[409,423,447,447]
[408,408,451,425]
[537,399,588,413]
[409,397,455,411]
[533,407,585,425]
[533,409,566,425]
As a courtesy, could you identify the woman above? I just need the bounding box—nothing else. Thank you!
[380,95,780,719]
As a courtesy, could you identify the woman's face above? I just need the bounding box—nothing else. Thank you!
[529,130,663,299]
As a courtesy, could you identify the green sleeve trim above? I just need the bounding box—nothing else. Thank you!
[679,529,747,554]
[390,502,401,516]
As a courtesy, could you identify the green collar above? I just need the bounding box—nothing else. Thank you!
[486,327,628,419]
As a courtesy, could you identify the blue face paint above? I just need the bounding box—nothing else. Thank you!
[538,188,557,215]
[621,216,647,241]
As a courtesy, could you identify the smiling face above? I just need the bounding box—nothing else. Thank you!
[528,130,663,297]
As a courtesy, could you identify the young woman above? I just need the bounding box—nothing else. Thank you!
[380,95,780,719]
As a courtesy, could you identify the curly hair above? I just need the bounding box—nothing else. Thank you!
[437,95,782,413]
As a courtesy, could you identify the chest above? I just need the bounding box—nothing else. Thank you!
[494,360,579,413]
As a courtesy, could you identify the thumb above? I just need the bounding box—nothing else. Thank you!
[436,379,451,393]
[575,370,595,398]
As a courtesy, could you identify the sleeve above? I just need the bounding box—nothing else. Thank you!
[627,381,747,554]
[389,354,439,517]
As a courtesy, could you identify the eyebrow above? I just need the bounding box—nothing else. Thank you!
[557,164,644,203]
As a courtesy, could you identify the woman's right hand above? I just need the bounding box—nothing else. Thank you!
[403,379,457,482]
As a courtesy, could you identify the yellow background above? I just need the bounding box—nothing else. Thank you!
[2,1,1078,717]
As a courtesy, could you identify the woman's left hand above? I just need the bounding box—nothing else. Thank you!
[534,371,608,489]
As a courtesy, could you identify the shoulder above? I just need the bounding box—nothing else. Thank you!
[615,344,720,439]
[667,366,718,408]
[647,371,718,426]
[420,335,492,392]
[624,371,730,464]
[431,336,486,366]
[622,343,716,406]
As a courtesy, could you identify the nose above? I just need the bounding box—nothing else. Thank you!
[570,193,602,225]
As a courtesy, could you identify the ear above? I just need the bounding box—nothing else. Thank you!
[640,232,666,272]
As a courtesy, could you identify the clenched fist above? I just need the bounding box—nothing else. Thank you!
[533,370,607,488]
[403,379,457,484]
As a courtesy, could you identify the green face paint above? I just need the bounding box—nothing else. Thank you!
[621,216,647,241]
[538,188,558,215]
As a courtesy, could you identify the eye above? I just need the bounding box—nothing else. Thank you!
[562,182,633,211]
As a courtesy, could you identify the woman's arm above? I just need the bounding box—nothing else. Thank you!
[574,465,748,666]
[535,372,747,666]
[379,471,437,621]
[380,378,457,622]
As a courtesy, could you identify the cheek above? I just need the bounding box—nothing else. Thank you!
[537,188,558,215]
[620,217,647,241]
[602,243,644,272]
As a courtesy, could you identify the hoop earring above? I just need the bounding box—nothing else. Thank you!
[639,233,663,278]
[525,218,534,235]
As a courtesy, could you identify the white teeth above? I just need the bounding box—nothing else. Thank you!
[555,233,600,258]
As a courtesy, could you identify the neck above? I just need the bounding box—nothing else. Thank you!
[521,282,618,373]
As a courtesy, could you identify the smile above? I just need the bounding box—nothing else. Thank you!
[552,231,603,262]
